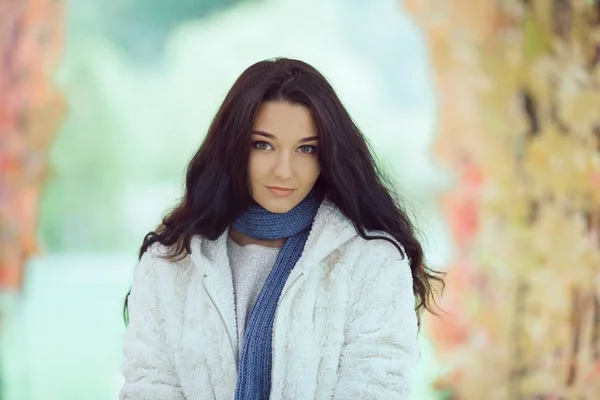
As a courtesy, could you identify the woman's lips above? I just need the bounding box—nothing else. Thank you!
[267,187,295,197]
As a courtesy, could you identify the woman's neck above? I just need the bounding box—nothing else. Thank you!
[229,228,284,248]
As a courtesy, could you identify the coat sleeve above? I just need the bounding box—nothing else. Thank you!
[332,241,420,400]
[119,250,186,400]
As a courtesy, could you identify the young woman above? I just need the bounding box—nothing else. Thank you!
[120,57,443,400]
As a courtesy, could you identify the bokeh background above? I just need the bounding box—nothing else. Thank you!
[2,0,599,399]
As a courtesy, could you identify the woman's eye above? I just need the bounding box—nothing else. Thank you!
[253,141,272,150]
[298,145,317,154]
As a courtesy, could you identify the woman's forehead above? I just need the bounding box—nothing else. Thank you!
[253,101,318,140]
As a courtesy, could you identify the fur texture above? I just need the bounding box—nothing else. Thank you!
[120,200,419,400]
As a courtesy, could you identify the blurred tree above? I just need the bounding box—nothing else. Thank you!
[0,0,65,291]
[404,0,600,398]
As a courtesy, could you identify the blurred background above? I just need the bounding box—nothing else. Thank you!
[2,0,599,399]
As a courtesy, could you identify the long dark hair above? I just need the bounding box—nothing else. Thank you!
[123,57,444,325]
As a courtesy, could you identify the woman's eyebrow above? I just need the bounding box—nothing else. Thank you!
[299,136,319,143]
[252,130,319,143]
[252,130,275,139]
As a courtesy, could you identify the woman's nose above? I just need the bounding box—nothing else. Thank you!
[273,152,292,181]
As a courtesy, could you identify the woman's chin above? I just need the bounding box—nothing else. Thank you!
[255,197,299,214]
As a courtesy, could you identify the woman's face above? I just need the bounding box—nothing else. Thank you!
[249,101,321,213]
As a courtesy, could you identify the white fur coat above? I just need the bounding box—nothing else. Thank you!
[120,200,419,399]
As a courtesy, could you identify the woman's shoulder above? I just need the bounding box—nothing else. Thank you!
[333,231,411,287]
[314,200,405,261]
[136,241,196,283]
[340,230,406,262]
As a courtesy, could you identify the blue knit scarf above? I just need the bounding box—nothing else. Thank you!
[232,191,321,400]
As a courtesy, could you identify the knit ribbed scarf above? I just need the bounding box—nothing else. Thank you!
[232,191,321,400]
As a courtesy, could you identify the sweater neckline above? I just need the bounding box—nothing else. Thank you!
[227,235,281,253]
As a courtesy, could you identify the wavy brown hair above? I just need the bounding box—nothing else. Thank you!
[124,57,444,325]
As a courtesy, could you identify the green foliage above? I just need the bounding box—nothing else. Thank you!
[39,0,256,252]
[67,0,255,60]
[40,61,129,251]
[523,17,548,62]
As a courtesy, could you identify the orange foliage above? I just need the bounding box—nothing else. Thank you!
[405,0,600,398]
[0,0,65,292]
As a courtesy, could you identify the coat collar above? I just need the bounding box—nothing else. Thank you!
[188,198,357,273]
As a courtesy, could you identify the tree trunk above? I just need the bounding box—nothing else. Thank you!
[404,0,600,398]
[0,0,65,292]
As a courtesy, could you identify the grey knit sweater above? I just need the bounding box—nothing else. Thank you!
[227,236,280,356]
